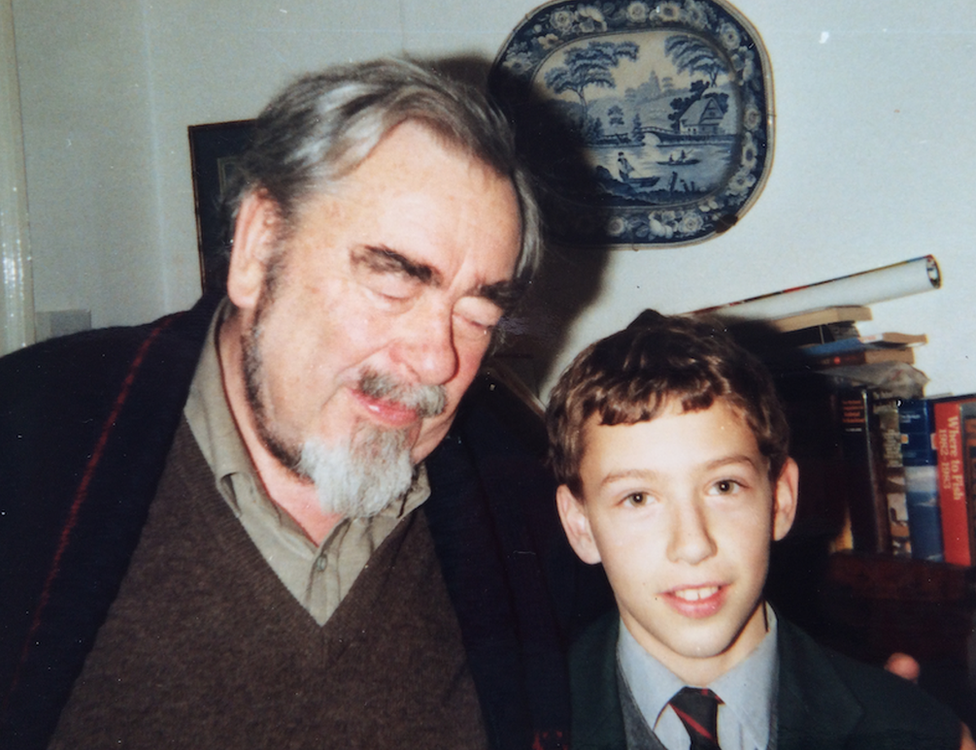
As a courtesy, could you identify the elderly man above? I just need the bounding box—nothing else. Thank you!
[0,59,584,750]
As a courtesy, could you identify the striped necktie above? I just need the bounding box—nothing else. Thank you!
[668,686,722,750]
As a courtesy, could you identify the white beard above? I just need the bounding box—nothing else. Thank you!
[298,425,416,518]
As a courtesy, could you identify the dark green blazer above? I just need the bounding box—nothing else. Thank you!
[570,611,961,750]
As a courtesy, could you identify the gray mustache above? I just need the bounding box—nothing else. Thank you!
[359,370,447,419]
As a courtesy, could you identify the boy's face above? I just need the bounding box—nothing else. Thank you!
[557,398,798,686]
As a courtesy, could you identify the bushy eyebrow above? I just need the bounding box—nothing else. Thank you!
[357,246,437,284]
[357,245,521,310]
[477,279,521,311]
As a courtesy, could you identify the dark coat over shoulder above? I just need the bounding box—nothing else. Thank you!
[0,295,598,750]
[569,612,961,750]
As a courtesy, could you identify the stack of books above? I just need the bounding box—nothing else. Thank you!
[733,304,926,374]
[725,305,940,562]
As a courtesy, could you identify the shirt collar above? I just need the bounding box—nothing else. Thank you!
[710,605,779,750]
[617,616,685,730]
[616,603,778,750]
[184,298,255,513]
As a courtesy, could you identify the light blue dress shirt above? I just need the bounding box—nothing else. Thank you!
[616,605,779,750]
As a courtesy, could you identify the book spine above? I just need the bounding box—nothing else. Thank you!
[933,399,973,565]
[775,322,859,349]
[799,337,870,357]
[838,389,890,554]
[801,334,923,358]
[810,348,913,369]
[898,399,945,562]
[959,401,976,569]
[871,396,911,557]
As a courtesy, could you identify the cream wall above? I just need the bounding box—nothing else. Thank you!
[11,0,976,397]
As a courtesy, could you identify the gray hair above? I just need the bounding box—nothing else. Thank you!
[222,58,543,289]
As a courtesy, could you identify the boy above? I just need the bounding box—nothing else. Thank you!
[545,311,968,750]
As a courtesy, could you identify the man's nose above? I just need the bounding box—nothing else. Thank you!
[396,305,459,386]
[667,499,717,565]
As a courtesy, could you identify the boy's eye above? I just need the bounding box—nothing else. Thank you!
[624,492,648,507]
[710,479,742,495]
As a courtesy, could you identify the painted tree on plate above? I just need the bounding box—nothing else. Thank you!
[664,35,729,131]
[664,34,726,87]
[544,40,640,131]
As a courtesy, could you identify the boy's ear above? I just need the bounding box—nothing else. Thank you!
[556,484,602,565]
[226,190,283,310]
[772,457,800,541]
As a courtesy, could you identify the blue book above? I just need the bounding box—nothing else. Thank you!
[898,399,944,561]
[801,332,926,358]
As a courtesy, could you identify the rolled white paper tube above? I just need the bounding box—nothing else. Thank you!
[691,255,940,323]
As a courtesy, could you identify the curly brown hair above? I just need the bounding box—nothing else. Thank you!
[545,310,790,497]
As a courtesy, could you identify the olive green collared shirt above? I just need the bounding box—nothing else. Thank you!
[183,301,431,625]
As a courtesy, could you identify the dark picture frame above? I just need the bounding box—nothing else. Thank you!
[188,120,254,294]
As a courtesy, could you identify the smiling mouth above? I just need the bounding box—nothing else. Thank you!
[672,585,721,602]
[358,369,446,419]
[356,391,423,428]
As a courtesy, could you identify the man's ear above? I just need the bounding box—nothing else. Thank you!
[772,457,800,541]
[226,190,282,310]
[556,484,602,565]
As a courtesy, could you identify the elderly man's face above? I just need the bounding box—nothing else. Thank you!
[227,122,522,484]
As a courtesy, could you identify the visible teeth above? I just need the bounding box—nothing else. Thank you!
[674,586,719,601]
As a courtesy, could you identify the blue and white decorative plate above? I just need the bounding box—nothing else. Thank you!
[490,0,773,247]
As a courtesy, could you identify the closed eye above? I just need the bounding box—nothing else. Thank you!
[454,296,504,336]
[354,246,436,301]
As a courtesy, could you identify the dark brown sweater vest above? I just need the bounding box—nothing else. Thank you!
[49,420,487,749]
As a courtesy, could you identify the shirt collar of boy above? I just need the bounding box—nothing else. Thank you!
[616,604,779,750]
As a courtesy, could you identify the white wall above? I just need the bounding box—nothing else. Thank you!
[12,0,976,397]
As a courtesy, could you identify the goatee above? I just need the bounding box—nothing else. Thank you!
[298,425,416,518]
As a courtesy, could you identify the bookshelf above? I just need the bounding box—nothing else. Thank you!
[820,553,974,665]
[767,533,976,729]
[721,304,976,727]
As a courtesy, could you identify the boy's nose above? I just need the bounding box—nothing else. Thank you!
[667,501,717,565]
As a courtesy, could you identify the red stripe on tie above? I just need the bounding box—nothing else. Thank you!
[670,705,717,742]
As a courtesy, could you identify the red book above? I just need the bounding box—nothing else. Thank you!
[812,347,915,369]
[933,397,976,565]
